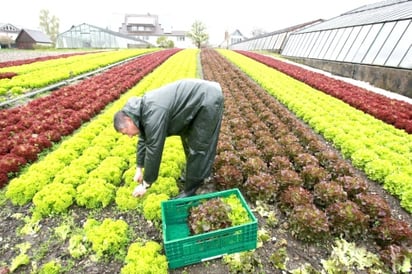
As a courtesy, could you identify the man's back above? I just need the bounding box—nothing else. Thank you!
[141,79,222,135]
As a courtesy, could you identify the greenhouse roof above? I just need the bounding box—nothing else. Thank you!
[59,23,150,44]
[298,0,412,33]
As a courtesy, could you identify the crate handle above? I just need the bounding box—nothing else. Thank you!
[201,253,227,262]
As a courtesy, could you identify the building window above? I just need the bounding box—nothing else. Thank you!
[2,25,16,32]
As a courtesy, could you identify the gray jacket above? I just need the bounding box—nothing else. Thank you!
[121,79,223,184]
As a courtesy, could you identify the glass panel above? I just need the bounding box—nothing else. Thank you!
[276,33,287,50]
[268,35,277,49]
[282,35,297,55]
[363,21,396,64]
[262,37,268,49]
[252,39,258,50]
[264,36,271,49]
[260,37,266,49]
[310,31,327,58]
[330,27,351,60]
[316,30,333,58]
[302,32,316,57]
[353,24,383,63]
[257,38,263,49]
[273,34,283,50]
[399,46,412,69]
[296,34,308,55]
[344,25,372,62]
[323,29,341,60]
[375,20,410,66]
[295,33,311,57]
[260,38,266,49]
[337,26,360,61]
[319,30,337,59]
[272,34,281,50]
[252,39,259,50]
[263,36,270,49]
[281,36,292,55]
[268,36,276,49]
[289,35,301,55]
[306,32,321,58]
[290,34,304,56]
[386,20,412,67]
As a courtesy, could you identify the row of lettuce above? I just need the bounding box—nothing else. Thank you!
[0,49,178,188]
[0,50,98,68]
[203,48,410,272]
[219,49,412,213]
[3,49,199,273]
[0,49,158,99]
[237,50,412,134]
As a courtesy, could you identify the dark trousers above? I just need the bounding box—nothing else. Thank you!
[180,89,224,192]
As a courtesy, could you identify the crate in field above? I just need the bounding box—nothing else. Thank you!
[161,188,258,269]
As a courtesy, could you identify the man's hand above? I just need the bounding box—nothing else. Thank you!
[132,181,149,197]
[134,167,143,182]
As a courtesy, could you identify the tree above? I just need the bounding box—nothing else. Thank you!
[156,36,175,48]
[39,9,59,46]
[251,28,267,37]
[0,35,13,48]
[186,21,209,48]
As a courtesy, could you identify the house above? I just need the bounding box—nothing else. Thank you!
[0,23,20,48]
[229,29,247,45]
[118,13,193,48]
[219,29,247,48]
[15,29,52,49]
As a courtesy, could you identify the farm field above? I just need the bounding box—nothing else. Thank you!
[0,48,411,274]
[0,48,158,104]
[0,49,98,63]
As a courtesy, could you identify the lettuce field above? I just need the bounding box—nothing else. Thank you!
[0,48,411,273]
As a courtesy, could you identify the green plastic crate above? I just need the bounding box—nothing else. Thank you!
[161,188,258,269]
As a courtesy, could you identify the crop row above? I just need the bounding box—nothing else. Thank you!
[5,48,197,208]
[0,49,158,99]
[3,49,199,273]
[236,50,412,134]
[201,49,411,270]
[0,51,98,68]
[220,49,412,214]
[0,49,180,187]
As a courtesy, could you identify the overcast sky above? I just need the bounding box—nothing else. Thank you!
[2,0,381,45]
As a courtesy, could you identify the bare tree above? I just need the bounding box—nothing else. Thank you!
[39,9,60,46]
[251,28,267,37]
[186,21,209,48]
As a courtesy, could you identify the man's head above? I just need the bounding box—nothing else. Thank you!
[113,110,139,137]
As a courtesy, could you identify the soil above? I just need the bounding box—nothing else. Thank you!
[0,50,411,274]
[1,169,411,274]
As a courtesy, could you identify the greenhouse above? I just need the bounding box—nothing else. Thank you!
[281,0,412,70]
[230,0,412,97]
[229,20,322,53]
[56,23,152,49]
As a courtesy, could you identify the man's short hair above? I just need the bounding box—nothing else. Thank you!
[113,110,129,132]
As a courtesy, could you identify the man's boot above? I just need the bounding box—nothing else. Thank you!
[173,180,203,199]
